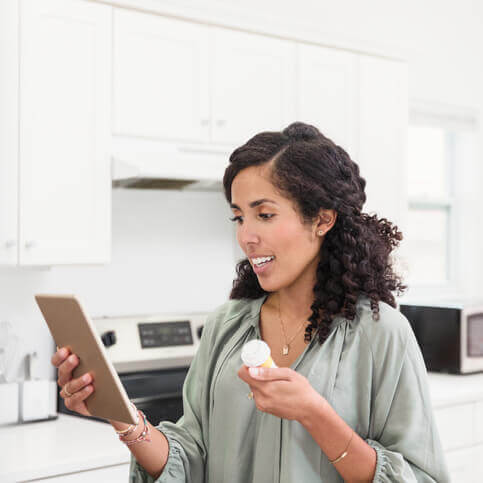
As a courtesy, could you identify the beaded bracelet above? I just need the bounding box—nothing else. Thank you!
[120,410,151,446]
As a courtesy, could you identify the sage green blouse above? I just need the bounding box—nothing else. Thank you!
[129,294,450,482]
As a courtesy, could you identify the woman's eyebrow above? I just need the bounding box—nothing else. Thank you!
[230,199,278,210]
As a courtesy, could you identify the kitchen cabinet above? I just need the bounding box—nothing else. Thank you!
[113,9,296,151]
[296,44,358,160]
[0,0,111,266]
[445,445,483,482]
[298,47,408,231]
[429,373,483,482]
[358,55,408,230]
[113,9,210,144]
[211,28,296,147]
[0,0,19,265]
[434,402,474,451]
[296,46,408,230]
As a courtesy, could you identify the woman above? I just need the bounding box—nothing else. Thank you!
[52,122,450,482]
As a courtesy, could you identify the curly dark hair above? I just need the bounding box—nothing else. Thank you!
[222,121,407,345]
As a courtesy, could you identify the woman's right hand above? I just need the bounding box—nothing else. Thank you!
[51,346,94,417]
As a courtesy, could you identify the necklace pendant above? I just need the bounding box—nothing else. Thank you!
[282,345,289,355]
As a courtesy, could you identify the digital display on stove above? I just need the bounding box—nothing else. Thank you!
[138,321,193,348]
[468,314,483,357]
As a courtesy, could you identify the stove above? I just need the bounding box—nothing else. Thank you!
[57,310,208,425]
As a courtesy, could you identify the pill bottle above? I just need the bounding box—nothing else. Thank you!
[241,340,278,368]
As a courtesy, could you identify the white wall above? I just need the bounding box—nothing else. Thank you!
[1,0,483,381]
[0,189,236,381]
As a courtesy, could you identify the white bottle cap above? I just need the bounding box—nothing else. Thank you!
[241,340,271,367]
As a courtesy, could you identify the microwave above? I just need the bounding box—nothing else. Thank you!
[399,301,483,374]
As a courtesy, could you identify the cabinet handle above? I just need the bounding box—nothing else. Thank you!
[4,240,16,249]
[215,119,226,127]
[25,240,37,249]
[200,119,210,126]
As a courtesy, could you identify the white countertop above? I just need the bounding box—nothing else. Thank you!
[0,414,130,482]
[2,372,483,482]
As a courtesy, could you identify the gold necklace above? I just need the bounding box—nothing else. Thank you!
[277,294,308,355]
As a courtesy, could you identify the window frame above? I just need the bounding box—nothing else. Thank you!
[405,100,476,295]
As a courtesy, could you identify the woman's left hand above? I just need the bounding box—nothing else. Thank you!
[237,365,326,422]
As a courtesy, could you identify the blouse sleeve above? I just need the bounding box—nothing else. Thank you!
[362,317,451,483]
[129,312,217,483]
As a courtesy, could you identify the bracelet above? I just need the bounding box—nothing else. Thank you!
[329,430,354,464]
[115,402,140,436]
[120,410,151,446]
[115,419,138,438]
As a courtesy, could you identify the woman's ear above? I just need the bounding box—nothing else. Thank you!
[315,209,337,236]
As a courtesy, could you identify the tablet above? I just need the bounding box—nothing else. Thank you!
[35,294,138,425]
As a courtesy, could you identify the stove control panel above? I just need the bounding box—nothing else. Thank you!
[92,311,208,373]
[138,321,193,348]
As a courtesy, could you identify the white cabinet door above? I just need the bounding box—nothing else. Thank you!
[296,44,358,160]
[474,400,483,444]
[446,445,483,483]
[113,9,210,143]
[434,403,474,451]
[211,28,296,148]
[358,55,408,230]
[19,0,111,265]
[0,0,19,265]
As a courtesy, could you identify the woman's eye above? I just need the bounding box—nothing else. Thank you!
[228,214,274,224]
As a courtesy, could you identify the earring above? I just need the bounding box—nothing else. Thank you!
[317,230,324,236]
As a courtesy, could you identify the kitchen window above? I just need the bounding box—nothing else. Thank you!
[405,102,477,289]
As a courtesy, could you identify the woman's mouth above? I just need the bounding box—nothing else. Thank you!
[252,256,275,274]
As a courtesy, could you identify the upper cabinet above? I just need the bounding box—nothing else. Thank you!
[211,28,296,146]
[0,0,112,266]
[296,44,359,160]
[296,43,407,228]
[113,10,210,144]
[0,1,19,265]
[358,55,408,228]
[113,9,296,151]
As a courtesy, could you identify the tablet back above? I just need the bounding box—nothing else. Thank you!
[35,294,137,424]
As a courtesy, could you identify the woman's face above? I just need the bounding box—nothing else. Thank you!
[230,165,333,293]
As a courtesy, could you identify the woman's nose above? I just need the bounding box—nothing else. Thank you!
[238,222,260,246]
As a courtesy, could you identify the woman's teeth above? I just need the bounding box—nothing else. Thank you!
[253,256,275,266]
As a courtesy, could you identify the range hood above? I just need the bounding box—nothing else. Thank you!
[111,141,228,192]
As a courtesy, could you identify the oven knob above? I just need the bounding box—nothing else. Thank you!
[197,325,204,339]
[101,330,117,347]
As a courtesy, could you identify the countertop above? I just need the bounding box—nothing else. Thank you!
[2,372,483,482]
[0,414,130,482]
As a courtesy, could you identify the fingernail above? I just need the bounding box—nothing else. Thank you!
[249,367,259,377]
[83,374,91,382]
